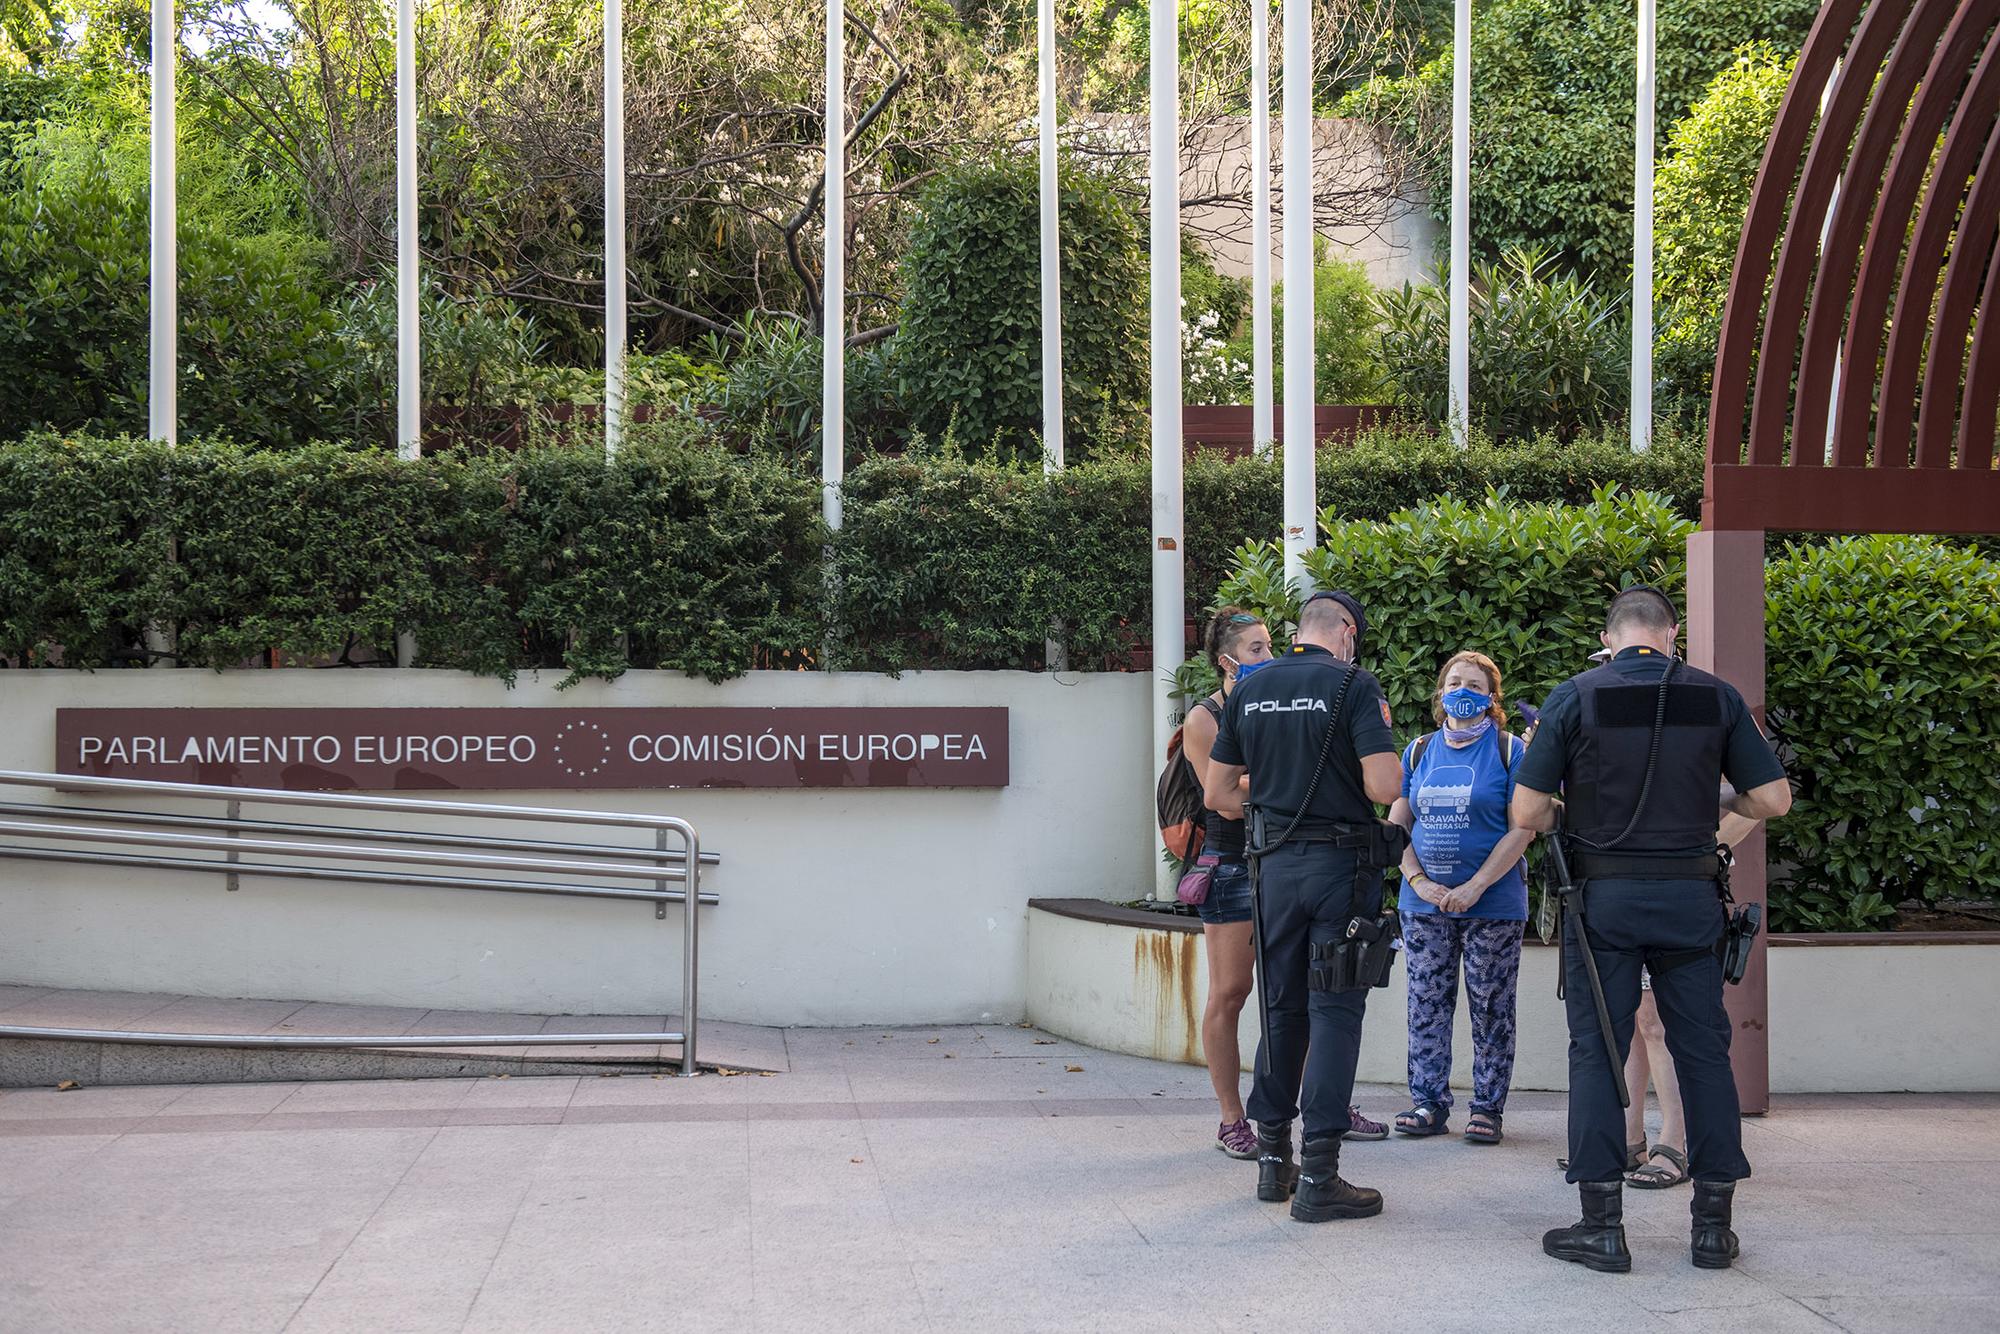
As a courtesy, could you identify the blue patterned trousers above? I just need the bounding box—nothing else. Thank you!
[1400,913,1525,1117]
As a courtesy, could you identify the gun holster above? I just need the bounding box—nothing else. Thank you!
[1718,901,1761,986]
[1310,911,1401,993]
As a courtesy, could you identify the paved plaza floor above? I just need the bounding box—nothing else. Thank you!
[1,1025,1995,1333]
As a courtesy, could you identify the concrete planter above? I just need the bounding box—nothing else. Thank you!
[1026,899,2000,1094]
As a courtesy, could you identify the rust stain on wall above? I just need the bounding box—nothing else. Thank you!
[1132,930,1202,1064]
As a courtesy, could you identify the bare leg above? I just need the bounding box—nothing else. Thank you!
[1638,990,1686,1155]
[1623,1004,1651,1152]
[1203,919,1256,1121]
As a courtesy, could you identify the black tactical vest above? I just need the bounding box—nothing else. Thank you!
[1564,659,1730,854]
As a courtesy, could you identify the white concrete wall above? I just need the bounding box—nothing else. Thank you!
[1027,908,2000,1094]
[0,670,1155,1025]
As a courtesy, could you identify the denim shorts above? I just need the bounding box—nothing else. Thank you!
[1198,858,1253,925]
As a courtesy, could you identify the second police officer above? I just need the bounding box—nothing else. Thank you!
[1509,586,1792,1273]
[1202,591,1406,1223]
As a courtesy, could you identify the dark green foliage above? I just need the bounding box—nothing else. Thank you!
[0,156,344,447]
[1215,488,1696,734]
[701,319,905,460]
[1763,537,2000,930]
[1653,43,1795,415]
[1354,0,1818,271]
[489,428,823,684]
[0,432,169,665]
[1375,246,1630,441]
[0,428,820,684]
[893,156,1147,458]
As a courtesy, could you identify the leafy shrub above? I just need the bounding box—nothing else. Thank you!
[1199,248,1389,406]
[1763,537,2000,930]
[699,317,904,460]
[0,154,345,447]
[1212,488,1695,731]
[1352,0,1819,271]
[893,156,1146,458]
[1376,246,1629,440]
[1654,43,1795,415]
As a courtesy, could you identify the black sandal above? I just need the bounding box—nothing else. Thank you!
[1464,1111,1503,1144]
[1626,1144,1689,1189]
[1394,1101,1450,1137]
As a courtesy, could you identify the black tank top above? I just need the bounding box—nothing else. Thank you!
[1195,696,1246,857]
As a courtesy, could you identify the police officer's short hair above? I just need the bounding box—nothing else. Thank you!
[1300,590,1365,650]
[1606,585,1678,634]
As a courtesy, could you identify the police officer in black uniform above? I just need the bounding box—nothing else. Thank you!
[1510,587,1791,1273]
[1203,591,1403,1222]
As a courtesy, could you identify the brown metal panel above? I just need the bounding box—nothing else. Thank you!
[1958,219,2000,470]
[1876,40,2000,468]
[1705,462,2000,531]
[1913,128,2000,466]
[1707,0,1871,468]
[1751,0,1919,467]
[1686,530,1770,1115]
[1795,0,1967,464]
[1832,4,2000,466]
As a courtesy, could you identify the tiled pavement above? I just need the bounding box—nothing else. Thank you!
[0,1025,1995,1332]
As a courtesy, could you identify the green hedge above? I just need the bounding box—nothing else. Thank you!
[0,425,1704,677]
[1209,493,2000,931]
[0,429,821,684]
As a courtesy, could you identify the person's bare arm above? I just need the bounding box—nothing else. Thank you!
[1362,752,1402,806]
[1204,761,1248,820]
[1511,783,1562,833]
[1724,777,1792,822]
[1391,795,1451,909]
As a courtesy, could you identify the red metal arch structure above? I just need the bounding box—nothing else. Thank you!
[1692,0,2000,1111]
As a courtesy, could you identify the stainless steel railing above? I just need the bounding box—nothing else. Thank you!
[0,769,710,1076]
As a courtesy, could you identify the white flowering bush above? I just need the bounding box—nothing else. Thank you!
[1181,305,1251,404]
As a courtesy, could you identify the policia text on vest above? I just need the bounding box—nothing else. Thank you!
[1201,591,1407,1224]
[1511,586,1792,1275]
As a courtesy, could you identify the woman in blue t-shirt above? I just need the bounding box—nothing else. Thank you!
[1386,650,1536,1145]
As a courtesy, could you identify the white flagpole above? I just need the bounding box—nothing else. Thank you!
[1039,0,1064,473]
[396,0,420,460]
[822,0,845,529]
[1250,0,1273,460]
[149,0,176,445]
[1630,0,1655,452]
[605,0,627,458]
[1448,0,1471,450]
[1279,0,1315,584]
[1150,0,1185,897]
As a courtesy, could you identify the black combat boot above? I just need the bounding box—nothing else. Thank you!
[1255,1121,1298,1202]
[1542,1181,1632,1273]
[1690,1180,1740,1269]
[1290,1135,1384,1222]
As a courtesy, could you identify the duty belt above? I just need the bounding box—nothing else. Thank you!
[1572,851,1722,881]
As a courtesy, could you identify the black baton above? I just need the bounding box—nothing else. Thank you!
[1245,810,1276,1073]
[1549,836,1629,1110]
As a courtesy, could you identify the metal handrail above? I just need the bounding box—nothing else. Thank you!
[0,769,707,1075]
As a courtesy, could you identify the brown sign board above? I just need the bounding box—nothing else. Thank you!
[55,708,1010,791]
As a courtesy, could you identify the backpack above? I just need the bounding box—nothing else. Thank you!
[1157,698,1224,863]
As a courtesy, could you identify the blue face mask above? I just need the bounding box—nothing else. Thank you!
[1441,686,1492,721]
[1230,657,1273,683]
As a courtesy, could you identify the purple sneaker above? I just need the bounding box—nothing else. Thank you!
[1346,1106,1389,1140]
[1216,1118,1259,1159]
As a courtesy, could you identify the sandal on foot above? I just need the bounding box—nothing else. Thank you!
[1345,1106,1389,1141]
[1394,1101,1450,1137]
[1557,1141,1646,1172]
[1215,1118,1260,1159]
[1464,1111,1504,1144]
[1626,1144,1689,1189]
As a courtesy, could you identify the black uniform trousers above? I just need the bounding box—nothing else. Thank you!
[1563,877,1752,1185]
[1246,842,1368,1141]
